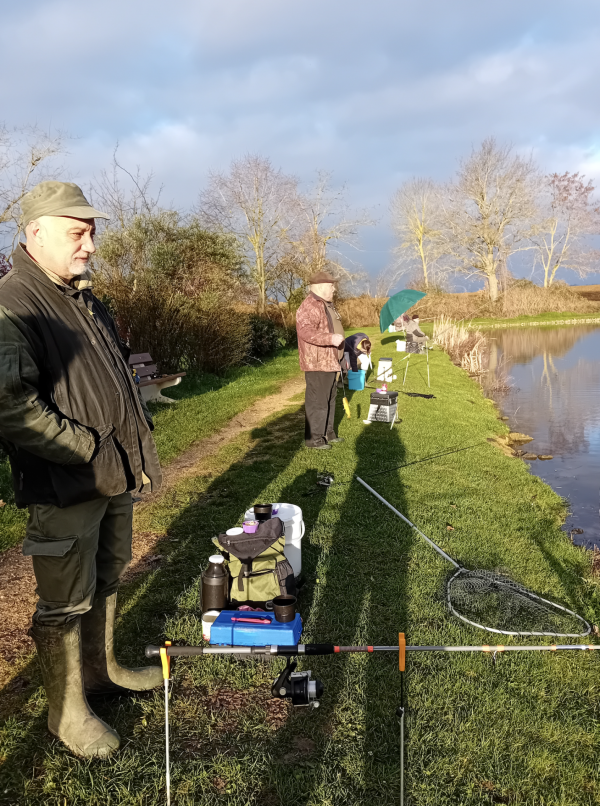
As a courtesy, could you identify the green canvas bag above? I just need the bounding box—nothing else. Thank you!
[213,517,296,607]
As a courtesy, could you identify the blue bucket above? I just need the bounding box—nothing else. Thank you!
[347,370,366,391]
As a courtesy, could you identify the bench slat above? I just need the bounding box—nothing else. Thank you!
[129,352,153,365]
[138,372,186,388]
[134,365,159,378]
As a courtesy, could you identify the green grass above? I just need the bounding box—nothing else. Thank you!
[0,349,301,554]
[470,311,600,328]
[1,339,599,804]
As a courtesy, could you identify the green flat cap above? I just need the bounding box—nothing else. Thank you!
[20,181,109,227]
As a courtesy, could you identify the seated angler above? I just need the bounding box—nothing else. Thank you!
[405,314,429,349]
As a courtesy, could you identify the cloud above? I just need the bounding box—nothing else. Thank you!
[3,0,600,281]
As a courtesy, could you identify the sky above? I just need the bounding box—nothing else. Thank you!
[2,0,600,286]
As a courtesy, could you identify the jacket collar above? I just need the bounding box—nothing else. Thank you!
[309,291,332,306]
[11,244,93,296]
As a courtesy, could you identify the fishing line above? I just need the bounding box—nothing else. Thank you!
[303,441,486,495]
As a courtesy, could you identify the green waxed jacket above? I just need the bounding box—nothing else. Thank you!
[0,245,162,507]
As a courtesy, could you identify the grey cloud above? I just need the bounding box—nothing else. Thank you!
[2,0,600,280]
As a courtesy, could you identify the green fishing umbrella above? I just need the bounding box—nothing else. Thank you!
[379,289,426,333]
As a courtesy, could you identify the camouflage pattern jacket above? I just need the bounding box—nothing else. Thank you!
[296,292,342,372]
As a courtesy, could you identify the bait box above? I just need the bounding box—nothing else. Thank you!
[366,390,398,423]
[210,610,303,646]
[370,390,398,406]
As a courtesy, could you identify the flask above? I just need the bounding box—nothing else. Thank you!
[201,555,229,612]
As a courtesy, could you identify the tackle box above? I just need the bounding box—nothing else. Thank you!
[210,610,303,646]
[366,390,399,423]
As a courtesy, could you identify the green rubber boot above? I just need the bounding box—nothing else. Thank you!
[30,620,120,758]
[81,592,163,695]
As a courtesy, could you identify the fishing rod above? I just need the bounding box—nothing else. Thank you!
[146,641,599,660]
[147,634,598,806]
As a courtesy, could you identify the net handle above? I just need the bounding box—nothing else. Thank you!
[356,476,460,568]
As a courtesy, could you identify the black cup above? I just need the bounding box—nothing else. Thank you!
[272,594,297,623]
[253,503,272,522]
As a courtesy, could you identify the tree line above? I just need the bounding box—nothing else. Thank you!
[1,126,599,361]
[386,137,600,301]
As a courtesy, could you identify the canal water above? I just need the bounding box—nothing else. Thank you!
[484,324,600,550]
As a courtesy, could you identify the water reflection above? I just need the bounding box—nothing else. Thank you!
[484,325,600,549]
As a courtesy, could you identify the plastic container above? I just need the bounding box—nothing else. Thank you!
[243,520,259,533]
[396,340,406,352]
[210,609,302,646]
[244,503,304,577]
[253,503,272,522]
[377,358,393,382]
[347,369,366,391]
[202,610,220,641]
[272,594,297,623]
[201,555,229,612]
[226,527,243,537]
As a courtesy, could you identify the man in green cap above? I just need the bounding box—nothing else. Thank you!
[0,181,163,757]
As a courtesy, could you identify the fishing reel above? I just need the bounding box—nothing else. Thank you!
[271,658,323,708]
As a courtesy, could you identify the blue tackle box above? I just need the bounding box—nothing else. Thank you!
[210,610,303,646]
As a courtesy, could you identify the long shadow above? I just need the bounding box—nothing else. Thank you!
[267,403,413,805]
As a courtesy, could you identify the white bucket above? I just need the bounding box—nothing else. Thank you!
[244,503,304,578]
[377,358,393,382]
[396,340,406,352]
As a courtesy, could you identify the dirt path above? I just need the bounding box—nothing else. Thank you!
[0,375,304,683]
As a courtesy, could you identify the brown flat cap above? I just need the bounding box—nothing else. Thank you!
[20,181,109,228]
[308,270,337,284]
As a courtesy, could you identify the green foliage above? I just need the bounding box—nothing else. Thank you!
[93,213,249,374]
[248,314,282,358]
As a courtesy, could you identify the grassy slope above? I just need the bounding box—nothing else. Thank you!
[1,334,599,805]
[0,349,300,553]
[470,311,600,328]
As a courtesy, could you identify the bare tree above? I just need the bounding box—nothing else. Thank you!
[531,172,600,286]
[0,124,65,256]
[89,145,163,232]
[441,138,540,301]
[198,154,299,314]
[390,177,445,290]
[288,171,373,287]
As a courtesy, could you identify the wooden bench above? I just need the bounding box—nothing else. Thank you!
[128,352,186,404]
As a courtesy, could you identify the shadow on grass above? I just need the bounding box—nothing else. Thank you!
[264,410,412,805]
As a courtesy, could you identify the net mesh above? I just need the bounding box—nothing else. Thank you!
[447,569,589,637]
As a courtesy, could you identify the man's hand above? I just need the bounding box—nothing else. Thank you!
[331,334,345,347]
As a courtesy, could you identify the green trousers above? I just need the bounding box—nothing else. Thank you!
[22,492,133,627]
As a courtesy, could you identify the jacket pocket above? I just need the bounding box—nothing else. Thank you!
[22,535,83,605]
[49,434,128,506]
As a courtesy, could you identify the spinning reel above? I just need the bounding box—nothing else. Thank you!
[271,658,323,708]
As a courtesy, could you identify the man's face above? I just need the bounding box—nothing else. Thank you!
[311,282,335,301]
[27,216,96,281]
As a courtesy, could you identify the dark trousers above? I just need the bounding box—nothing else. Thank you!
[23,493,133,627]
[304,371,338,446]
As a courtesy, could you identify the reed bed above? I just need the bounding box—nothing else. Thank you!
[433,315,487,375]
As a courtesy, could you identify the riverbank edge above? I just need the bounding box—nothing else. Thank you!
[470,315,600,329]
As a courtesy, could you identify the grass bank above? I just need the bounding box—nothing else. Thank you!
[2,335,599,805]
[470,312,600,329]
[0,349,301,554]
